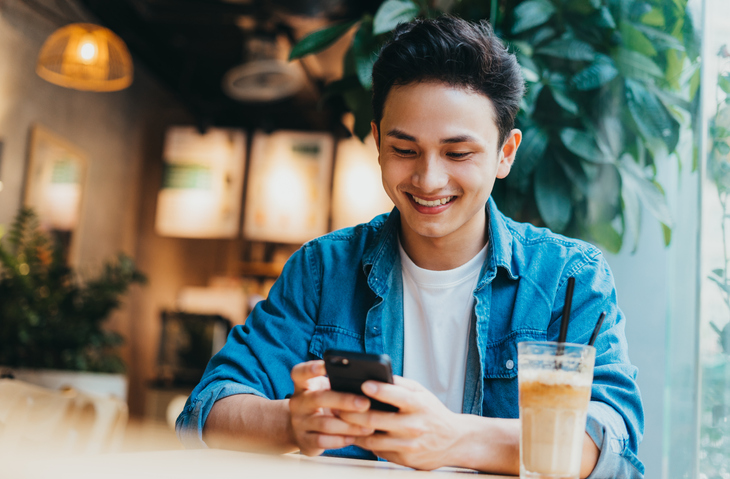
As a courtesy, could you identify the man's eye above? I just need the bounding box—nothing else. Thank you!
[393,147,416,156]
[447,152,471,159]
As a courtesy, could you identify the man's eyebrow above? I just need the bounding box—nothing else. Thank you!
[385,130,479,144]
[386,129,417,142]
[441,135,479,144]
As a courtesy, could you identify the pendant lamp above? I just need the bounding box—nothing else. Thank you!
[36,23,133,92]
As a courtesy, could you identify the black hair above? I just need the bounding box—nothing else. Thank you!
[371,16,525,146]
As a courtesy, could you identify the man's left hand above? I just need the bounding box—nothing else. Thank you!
[337,376,460,470]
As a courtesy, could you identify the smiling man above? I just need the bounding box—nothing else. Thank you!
[177,16,644,479]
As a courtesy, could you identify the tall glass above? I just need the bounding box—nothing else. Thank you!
[518,341,595,479]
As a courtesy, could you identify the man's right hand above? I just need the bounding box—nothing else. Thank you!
[289,360,374,456]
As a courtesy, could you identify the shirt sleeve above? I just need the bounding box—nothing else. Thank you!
[175,243,322,448]
[554,249,645,478]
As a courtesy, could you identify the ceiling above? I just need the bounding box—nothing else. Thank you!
[66,0,383,132]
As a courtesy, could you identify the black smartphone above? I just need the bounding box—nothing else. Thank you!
[323,350,399,412]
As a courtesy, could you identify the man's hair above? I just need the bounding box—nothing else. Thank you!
[371,16,525,147]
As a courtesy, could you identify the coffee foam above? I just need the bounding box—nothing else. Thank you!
[519,367,593,388]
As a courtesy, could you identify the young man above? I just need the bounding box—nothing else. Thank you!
[177,16,644,478]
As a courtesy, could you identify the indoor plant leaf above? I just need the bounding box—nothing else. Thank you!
[618,155,674,228]
[509,126,548,189]
[572,54,619,91]
[621,174,642,253]
[353,17,377,90]
[289,21,357,60]
[614,47,663,81]
[373,0,419,35]
[560,128,612,164]
[537,38,596,61]
[534,156,573,232]
[511,0,556,34]
[625,79,680,154]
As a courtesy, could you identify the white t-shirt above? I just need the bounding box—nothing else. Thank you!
[399,240,488,413]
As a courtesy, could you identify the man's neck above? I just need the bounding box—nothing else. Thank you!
[399,212,488,271]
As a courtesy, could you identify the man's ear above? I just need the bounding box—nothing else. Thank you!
[371,121,380,153]
[496,129,522,179]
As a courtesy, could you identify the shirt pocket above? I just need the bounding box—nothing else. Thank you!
[483,329,546,379]
[308,325,365,359]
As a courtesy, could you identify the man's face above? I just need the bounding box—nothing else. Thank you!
[372,81,521,246]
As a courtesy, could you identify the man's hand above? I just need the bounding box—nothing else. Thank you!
[338,376,461,470]
[288,360,374,456]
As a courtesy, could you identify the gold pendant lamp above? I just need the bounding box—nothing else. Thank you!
[36,23,133,92]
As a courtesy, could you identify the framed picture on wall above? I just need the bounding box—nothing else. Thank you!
[24,125,88,265]
[243,130,334,244]
[155,126,247,239]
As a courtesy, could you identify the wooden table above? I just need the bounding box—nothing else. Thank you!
[6,448,516,479]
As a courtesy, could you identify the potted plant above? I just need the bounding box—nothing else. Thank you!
[0,208,146,399]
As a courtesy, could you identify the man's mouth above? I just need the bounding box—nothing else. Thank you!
[409,194,455,207]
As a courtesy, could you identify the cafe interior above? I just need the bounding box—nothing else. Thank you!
[0,0,729,477]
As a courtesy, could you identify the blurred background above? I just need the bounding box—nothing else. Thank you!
[0,0,728,477]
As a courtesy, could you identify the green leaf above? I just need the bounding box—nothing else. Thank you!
[632,24,684,52]
[373,0,419,35]
[620,22,657,57]
[510,126,548,187]
[614,48,663,81]
[625,79,680,154]
[712,268,725,278]
[550,87,579,114]
[621,173,642,253]
[641,7,665,27]
[289,21,356,60]
[534,156,573,232]
[572,55,619,91]
[353,17,377,90]
[715,141,730,156]
[597,7,616,29]
[589,221,622,254]
[560,128,612,163]
[511,0,556,34]
[661,223,672,246]
[618,155,674,228]
[538,38,596,61]
[343,86,375,140]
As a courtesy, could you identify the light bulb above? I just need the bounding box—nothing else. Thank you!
[78,37,98,64]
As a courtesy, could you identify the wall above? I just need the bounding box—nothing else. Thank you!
[0,0,188,401]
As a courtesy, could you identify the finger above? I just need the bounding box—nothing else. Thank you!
[361,381,417,411]
[305,432,356,451]
[337,410,406,434]
[392,375,427,391]
[291,361,326,392]
[298,389,371,414]
[303,415,374,436]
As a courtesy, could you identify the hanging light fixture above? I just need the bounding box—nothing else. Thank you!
[36,23,133,92]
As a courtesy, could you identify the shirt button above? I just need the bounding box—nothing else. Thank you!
[506,359,514,370]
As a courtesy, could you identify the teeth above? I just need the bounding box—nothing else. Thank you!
[412,195,453,207]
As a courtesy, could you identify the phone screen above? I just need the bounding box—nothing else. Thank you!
[324,350,399,412]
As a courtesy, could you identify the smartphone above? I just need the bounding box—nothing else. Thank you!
[323,350,399,412]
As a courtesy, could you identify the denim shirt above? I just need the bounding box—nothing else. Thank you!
[177,198,645,478]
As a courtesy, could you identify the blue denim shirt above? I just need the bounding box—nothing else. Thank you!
[177,198,645,478]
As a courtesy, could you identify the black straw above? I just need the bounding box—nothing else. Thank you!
[557,277,575,345]
[588,312,606,347]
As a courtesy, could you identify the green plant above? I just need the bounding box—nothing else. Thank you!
[291,0,699,253]
[0,208,146,373]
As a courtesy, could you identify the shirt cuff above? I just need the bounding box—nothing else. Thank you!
[585,401,645,479]
[175,380,268,449]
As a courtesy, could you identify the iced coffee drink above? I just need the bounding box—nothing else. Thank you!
[518,342,595,479]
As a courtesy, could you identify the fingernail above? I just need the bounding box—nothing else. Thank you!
[355,397,369,409]
[361,427,373,434]
[362,382,377,394]
[311,363,319,373]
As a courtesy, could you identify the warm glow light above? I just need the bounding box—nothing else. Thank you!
[331,136,393,230]
[36,23,133,92]
[0,181,4,193]
[77,37,98,63]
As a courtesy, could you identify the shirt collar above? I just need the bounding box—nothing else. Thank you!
[363,197,518,295]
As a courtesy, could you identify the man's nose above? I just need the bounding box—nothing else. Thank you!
[412,154,448,193]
